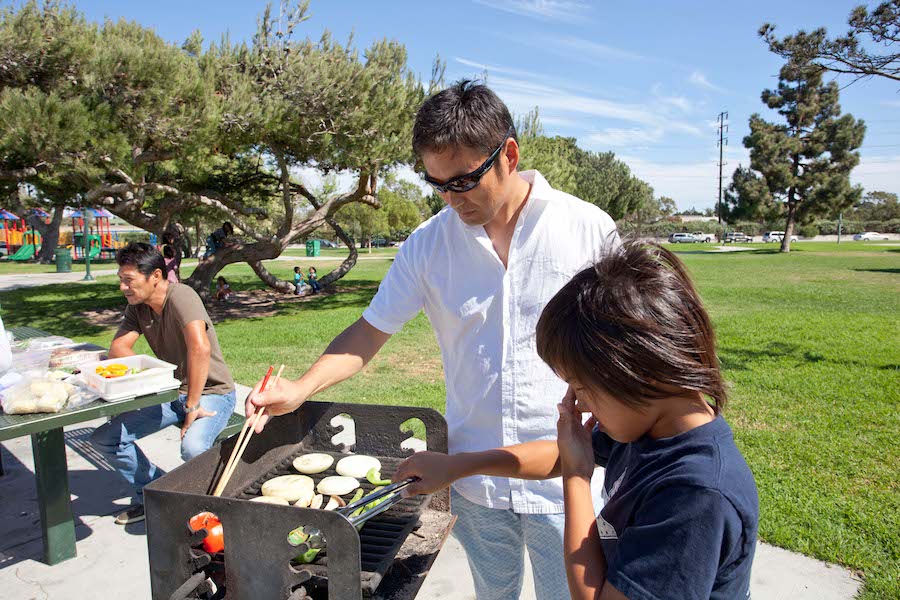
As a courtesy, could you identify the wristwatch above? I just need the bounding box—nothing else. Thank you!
[184,403,200,414]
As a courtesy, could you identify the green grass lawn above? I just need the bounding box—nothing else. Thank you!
[1,247,898,597]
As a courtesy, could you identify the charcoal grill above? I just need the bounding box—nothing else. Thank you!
[144,401,454,600]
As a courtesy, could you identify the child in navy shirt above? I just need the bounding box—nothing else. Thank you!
[395,241,759,600]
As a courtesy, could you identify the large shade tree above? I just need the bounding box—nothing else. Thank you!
[0,1,431,295]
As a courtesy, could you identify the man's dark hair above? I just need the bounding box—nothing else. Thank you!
[412,79,516,157]
[116,242,167,278]
[536,241,727,413]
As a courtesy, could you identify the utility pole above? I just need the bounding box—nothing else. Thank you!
[716,111,728,229]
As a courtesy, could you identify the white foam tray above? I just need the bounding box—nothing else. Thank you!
[80,355,180,401]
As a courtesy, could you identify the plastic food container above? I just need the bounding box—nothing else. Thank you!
[80,355,180,401]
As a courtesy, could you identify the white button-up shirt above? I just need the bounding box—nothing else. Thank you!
[363,171,619,513]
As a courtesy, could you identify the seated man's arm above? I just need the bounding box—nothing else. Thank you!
[109,329,139,359]
[182,320,211,409]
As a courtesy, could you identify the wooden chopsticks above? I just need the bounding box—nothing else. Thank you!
[212,364,284,497]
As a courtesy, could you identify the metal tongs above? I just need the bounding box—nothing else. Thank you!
[338,476,418,527]
[292,477,419,551]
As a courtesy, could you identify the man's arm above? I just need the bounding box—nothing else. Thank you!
[182,320,211,408]
[109,330,139,358]
[247,317,391,431]
[180,320,217,438]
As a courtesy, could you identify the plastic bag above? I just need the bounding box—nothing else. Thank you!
[0,314,10,377]
[63,375,101,409]
[0,376,70,414]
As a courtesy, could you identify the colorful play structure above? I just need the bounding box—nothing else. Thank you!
[0,208,44,261]
[0,206,127,261]
[69,207,125,260]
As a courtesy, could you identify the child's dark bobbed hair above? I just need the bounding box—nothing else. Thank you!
[536,240,726,413]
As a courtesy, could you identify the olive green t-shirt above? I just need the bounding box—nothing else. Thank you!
[116,283,234,395]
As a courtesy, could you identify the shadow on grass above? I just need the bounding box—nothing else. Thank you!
[0,281,126,339]
[719,341,898,372]
[852,268,900,274]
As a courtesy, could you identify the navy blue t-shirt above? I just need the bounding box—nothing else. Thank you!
[592,416,759,600]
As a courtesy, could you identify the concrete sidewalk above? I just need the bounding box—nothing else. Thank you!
[0,254,394,292]
[0,384,863,599]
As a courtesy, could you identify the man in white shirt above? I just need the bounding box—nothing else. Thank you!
[249,80,619,599]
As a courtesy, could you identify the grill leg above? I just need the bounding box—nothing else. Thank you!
[32,428,77,565]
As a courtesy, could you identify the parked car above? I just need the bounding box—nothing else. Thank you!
[692,231,714,243]
[853,232,890,241]
[724,232,753,243]
[309,238,338,248]
[668,233,698,243]
[762,231,798,243]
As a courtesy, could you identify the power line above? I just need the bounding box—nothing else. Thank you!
[716,111,728,225]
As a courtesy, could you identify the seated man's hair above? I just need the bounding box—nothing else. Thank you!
[536,240,727,413]
[116,242,167,278]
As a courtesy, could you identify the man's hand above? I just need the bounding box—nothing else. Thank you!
[245,378,308,433]
[393,451,463,497]
[181,404,218,439]
[556,386,597,480]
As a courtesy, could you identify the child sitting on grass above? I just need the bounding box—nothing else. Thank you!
[395,241,759,600]
[215,276,234,302]
[294,266,307,295]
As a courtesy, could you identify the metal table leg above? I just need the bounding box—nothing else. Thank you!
[31,428,76,564]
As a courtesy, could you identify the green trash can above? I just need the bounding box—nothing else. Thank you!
[55,247,72,273]
[305,239,321,257]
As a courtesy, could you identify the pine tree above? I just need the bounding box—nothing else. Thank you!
[742,60,866,252]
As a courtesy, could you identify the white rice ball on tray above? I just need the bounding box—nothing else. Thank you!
[261,474,315,502]
[316,475,360,496]
[335,455,381,479]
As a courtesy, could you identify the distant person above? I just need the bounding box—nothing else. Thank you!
[204,222,235,258]
[215,276,234,302]
[162,231,182,279]
[307,266,321,293]
[91,243,236,525]
[162,244,179,284]
[293,267,308,295]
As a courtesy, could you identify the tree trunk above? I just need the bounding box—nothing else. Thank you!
[184,241,280,300]
[319,218,359,287]
[248,260,295,294]
[781,202,796,253]
[28,208,64,264]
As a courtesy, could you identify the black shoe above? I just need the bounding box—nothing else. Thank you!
[115,503,145,525]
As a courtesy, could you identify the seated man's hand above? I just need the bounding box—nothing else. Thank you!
[393,451,461,497]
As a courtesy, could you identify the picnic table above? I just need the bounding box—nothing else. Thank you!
[0,326,182,565]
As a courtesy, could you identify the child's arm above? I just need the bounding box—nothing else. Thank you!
[556,391,623,599]
[393,440,561,496]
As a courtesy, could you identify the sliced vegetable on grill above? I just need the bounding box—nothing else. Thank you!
[309,494,324,510]
[335,455,381,479]
[292,453,334,474]
[366,467,392,486]
[249,495,290,505]
[316,475,360,496]
[261,474,315,502]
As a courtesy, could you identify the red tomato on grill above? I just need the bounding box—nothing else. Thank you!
[202,523,225,553]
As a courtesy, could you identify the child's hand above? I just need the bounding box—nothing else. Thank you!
[556,386,597,480]
[392,451,461,497]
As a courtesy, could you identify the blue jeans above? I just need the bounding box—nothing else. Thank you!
[90,390,236,501]
[450,488,569,600]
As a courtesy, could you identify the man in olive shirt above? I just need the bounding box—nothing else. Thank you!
[91,243,236,524]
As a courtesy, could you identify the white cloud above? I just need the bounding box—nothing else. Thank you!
[588,128,665,147]
[689,70,727,94]
[879,100,900,108]
[853,154,900,195]
[548,35,646,62]
[472,0,590,22]
[660,95,692,112]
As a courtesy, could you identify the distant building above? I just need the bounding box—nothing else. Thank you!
[673,215,718,223]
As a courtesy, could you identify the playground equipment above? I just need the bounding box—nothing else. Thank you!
[70,208,124,259]
[0,209,44,259]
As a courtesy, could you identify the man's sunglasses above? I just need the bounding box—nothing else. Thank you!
[422,127,515,194]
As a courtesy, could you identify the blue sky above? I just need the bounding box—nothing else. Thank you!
[69,0,899,211]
